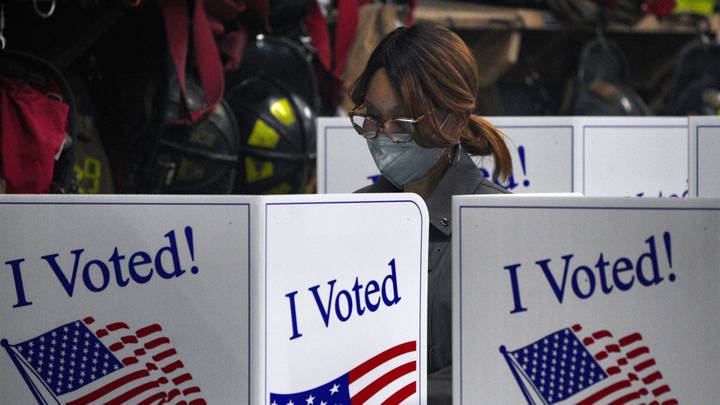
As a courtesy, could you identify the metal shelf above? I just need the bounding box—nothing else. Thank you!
[414,0,718,34]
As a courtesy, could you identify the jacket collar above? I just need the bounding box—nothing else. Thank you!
[425,152,486,236]
[356,152,501,236]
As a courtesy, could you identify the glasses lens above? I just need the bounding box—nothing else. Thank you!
[385,120,415,142]
[351,114,378,139]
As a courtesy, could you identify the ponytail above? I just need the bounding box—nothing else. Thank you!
[463,114,512,181]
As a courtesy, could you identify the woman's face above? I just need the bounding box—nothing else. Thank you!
[363,68,447,145]
[364,69,402,122]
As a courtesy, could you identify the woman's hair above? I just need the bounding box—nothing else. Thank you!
[349,22,512,180]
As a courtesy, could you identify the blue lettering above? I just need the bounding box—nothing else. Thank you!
[535,254,574,304]
[5,258,32,308]
[382,258,401,306]
[309,279,336,328]
[109,247,129,287]
[82,259,111,292]
[335,290,353,322]
[637,235,663,286]
[613,257,634,291]
[293,258,402,340]
[503,263,527,314]
[286,290,302,340]
[571,265,595,299]
[365,280,381,312]
[128,252,153,283]
[42,249,85,297]
[511,232,674,312]
[155,230,185,279]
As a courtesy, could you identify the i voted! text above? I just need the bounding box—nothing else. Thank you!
[4,226,199,309]
[285,258,402,341]
[503,232,675,314]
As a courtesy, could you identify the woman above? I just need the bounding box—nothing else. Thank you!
[349,22,513,402]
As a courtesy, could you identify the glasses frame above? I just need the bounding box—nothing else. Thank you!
[348,110,425,143]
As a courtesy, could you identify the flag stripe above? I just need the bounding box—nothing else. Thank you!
[173,373,193,385]
[634,359,656,372]
[167,388,182,401]
[606,344,621,353]
[652,385,671,396]
[593,331,613,339]
[107,323,130,331]
[351,360,416,404]
[137,391,166,405]
[66,369,150,405]
[183,386,202,395]
[628,347,650,359]
[577,380,632,405]
[137,324,162,338]
[161,360,184,373]
[662,400,678,405]
[105,377,166,405]
[109,342,124,352]
[607,366,621,375]
[348,341,415,384]
[642,372,663,385]
[607,388,649,405]
[619,333,642,347]
[145,337,170,350]
[382,381,416,405]
[121,336,139,344]
[153,349,177,362]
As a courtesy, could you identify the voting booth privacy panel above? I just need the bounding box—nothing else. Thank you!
[689,116,720,197]
[452,195,720,404]
[0,194,428,404]
[317,116,691,197]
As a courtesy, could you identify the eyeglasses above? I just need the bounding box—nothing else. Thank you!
[348,111,425,143]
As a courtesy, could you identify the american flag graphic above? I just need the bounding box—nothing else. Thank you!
[1,317,205,405]
[270,340,418,405]
[501,324,676,405]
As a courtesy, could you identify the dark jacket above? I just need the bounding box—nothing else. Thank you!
[357,152,509,403]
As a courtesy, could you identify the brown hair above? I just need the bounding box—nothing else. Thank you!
[349,22,512,180]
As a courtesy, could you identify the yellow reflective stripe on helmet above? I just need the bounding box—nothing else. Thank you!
[266,182,291,194]
[245,157,274,182]
[248,119,281,148]
[270,98,296,127]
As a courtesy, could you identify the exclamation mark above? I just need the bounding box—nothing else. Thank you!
[518,145,530,187]
[663,231,675,282]
[185,226,199,274]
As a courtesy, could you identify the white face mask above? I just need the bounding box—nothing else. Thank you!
[367,137,444,188]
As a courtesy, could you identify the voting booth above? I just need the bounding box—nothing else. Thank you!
[0,194,428,404]
[579,117,689,197]
[453,195,720,404]
[317,116,579,195]
[689,116,720,197]
[317,116,690,197]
